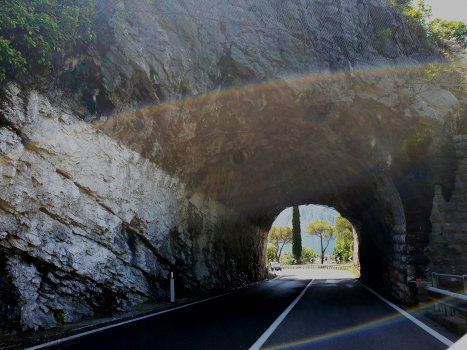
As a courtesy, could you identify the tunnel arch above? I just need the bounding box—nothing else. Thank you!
[102,74,457,303]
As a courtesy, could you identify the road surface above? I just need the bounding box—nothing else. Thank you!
[30,269,459,350]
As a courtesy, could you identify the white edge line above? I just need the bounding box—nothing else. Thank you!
[361,283,454,347]
[25,291,236,350]
[249,280,314,350]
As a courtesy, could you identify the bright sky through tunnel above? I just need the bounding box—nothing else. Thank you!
[271,205,339,254]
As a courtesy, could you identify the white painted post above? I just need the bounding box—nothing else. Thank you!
[170,272,175,303]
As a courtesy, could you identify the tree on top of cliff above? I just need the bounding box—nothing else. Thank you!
[0,0,96,82]
[392,0,467,49]
[292,206,302,263]
[268,226,292,262]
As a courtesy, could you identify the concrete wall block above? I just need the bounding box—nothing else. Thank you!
[430,211,443,223]
[453,135,463,142]
[433,195,446,202]
[456,150,465,158]
[393,244,407,253]
[392,224,406,235]
[429,233,448,244]
[393,234,406,243]
[431,244,464,256]
[453,233,467,244]
[431,224,442,234]
[393,261,406,270]
[445,212,467,223]
[394,253,407,262]
[438,203,456,212]
[456,211,467,220]
[454,142,467,150]
[442,223,461,233]
[450,195,465,203]
[454,182,465,193]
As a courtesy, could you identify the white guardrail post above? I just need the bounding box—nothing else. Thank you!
[170,272,175,303]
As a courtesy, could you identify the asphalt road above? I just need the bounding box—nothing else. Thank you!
[39,269,456,350]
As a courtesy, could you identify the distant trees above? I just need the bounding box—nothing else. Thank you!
[266,245,277,264]
[301,246,318,261]
[268,226,293,262]
[333,215,353,263]
[306,220,333,264]
[292,206,302,263]
[334,215,353,241]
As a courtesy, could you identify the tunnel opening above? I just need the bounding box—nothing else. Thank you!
[267,204,348,266]
[261,183,408,303]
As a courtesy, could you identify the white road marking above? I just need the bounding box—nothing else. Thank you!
[448,333,467,349]
[24,291,237,350]
[361,284,454,347]
[249,280,314,350]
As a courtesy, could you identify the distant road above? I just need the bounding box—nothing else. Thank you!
[32,270,458,350]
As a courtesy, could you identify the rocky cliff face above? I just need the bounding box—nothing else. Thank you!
[0,82,267,330]
[0,0,465,331]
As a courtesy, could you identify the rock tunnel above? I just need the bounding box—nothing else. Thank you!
[1,0,466,331]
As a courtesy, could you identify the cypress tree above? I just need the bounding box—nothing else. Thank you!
[292,206,302,263]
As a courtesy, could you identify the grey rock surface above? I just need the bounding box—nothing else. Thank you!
[0,0,465,332]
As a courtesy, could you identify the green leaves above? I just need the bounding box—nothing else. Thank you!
[0,0,96,81]
[268,226,293,262]
[292,206,302,261]
[334,215,353,241]
[266,245,277,264]
[306,220,333,238]
[332,215,353,263]
[430,19,467,49]
[333,238,353,263]
[301,246,318,260]
[393,0,467,49]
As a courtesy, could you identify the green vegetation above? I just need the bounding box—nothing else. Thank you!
[292,206,302,263]
[280,252,294,265]
[391,0,467,49]
[333,215,353,263]
[334,238,353,263]
[306,220,333,264]
[377,28,393,43]
[301,246,318,261]
[0,0,96,82]
[268,226,292,262]
[266,245,277,264]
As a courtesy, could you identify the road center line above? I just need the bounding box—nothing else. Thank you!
[249,279,314,350]
[361,283,454,347]
[24,290,237,350]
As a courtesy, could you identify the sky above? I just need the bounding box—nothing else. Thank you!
[423,0,467,23]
